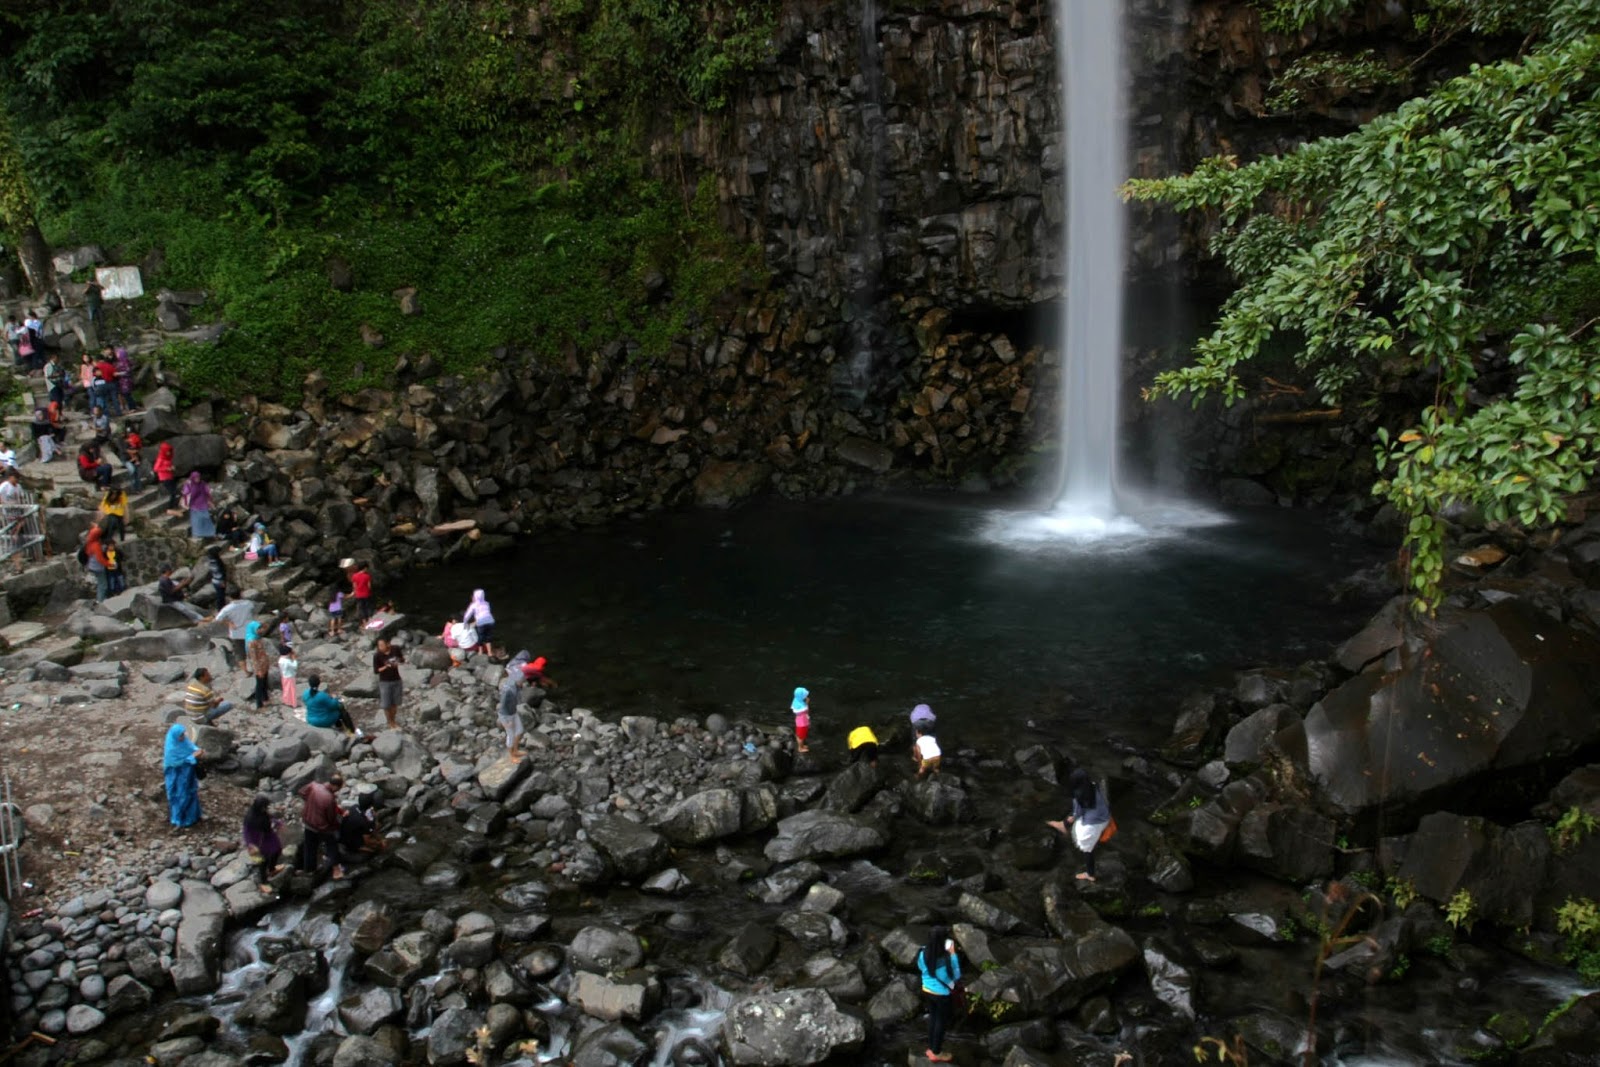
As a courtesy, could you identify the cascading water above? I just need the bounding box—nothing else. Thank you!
[835,0,887,408]
[985,0,1221,546]
[1054,0,1126,518]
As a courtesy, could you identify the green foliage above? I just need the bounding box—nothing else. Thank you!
[1554,897,1600,982]
[1425,932,1454,956]
[1387,876,1419,911]
[1446,889,1477,932]
[1128,3,1600,610]
[0,0,774,396]
[1266,50,1404,115]
[1386,953,1411,981]
[1548,806,1599,853]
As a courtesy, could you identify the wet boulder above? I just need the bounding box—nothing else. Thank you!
[571,1022,649,1067]
[425,1007,484,1067]
[904,776,971,825]
[763,810,887,864]
[1223,704,1300,771]
[751,861,823,904]
[234,970,308,1035]
[570,971,660,1023]
[1142,937,1196,1020]
[719,923,778,978]
[1236,804,1336,882]
[821,761,881,813]
[1378,812,1551,928]
[336,986,402,1035]
[658,788,743,844]
[333,1036,400,1067]
[583,814,669,880]
[366,931,438,989]
[342,900,397,956]
[172,881,227,995]
[569,925,645,973]
[1302,600,1600,818]
[1162,691,1221,767]
[723,988,865,1065]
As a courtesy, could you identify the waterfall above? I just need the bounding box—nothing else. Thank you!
[1053,0,1127,516]
[835,0,887,408]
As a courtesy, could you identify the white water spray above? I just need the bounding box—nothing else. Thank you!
[983,0,1224,547]
[1055,0,1126,518]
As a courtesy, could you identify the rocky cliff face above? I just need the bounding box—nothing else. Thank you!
[205,0,1400,575]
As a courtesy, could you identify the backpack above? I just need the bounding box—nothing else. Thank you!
[76,545,89,567]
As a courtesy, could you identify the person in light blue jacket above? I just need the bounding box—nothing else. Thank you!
[917,924,961,1062]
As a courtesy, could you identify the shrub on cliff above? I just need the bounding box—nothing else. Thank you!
[1127,0,1600,609]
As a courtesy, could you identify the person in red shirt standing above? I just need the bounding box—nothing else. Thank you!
[345,559,374,627]
[93,348,118,416]
[298,773,346,880]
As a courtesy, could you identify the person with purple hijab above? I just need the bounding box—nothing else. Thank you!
[241,794,284,894]
[180,470,216,539]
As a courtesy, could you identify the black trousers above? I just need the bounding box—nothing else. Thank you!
[927,992,951,1053]
[300,828,343,872]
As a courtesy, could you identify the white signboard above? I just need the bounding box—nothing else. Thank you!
[96,266,144,300]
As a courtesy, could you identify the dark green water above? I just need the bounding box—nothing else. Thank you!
[404,493,1390,745]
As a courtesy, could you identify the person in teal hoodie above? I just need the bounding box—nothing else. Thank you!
[917,925,961,1062]
[302,674,360,737]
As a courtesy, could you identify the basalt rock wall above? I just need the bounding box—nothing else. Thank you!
[196,1,1412,576]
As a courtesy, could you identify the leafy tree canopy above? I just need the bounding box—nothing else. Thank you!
[0,0,777,395]
[1126,0,1600,610]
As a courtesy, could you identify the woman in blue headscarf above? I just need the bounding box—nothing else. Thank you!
[246,620,271,709]
[163,723,202,828]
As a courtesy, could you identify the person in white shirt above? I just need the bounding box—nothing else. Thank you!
[0,444,16,470]
[914,726,942,777]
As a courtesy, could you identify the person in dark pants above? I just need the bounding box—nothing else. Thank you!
[917,925,961,1062]
[241,795,283,894]
[298,773,345,880]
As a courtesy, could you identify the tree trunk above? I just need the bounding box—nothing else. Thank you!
[15,220,52,297]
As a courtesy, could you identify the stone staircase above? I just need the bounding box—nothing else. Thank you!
[4,384,320,609]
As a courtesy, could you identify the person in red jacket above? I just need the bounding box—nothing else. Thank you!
[155,440,179,513]
[83,520,111,601]
[298,773,346,880]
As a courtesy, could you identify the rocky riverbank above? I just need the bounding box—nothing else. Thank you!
[4,530,1600,1066]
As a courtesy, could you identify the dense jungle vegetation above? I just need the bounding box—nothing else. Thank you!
[0,0,776,397]
[1129,0,1600,608]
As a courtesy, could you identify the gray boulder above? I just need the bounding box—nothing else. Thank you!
[1301,600,1600,816]
[723,989,865,1065]
[718,923,778,978]
[172,881,227,995]
[583,814,669,880]
[570,971,660,1023]
[336,986,403,1035]
[904,777,970,825]
[426,1007,483,1067]
[1378,811,1551,928]
[257,736,309,777]
[333,1036,400,1067]
[569,925,645,973]
[372,731,431,780]
[169,433,228,475]
[764,810,887,864]
[658,788,743,845]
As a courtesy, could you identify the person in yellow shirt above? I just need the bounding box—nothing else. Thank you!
[98,483,129,542]
[847,725,879,767]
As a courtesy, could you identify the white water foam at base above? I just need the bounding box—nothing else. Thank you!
[980,493,1231,550]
